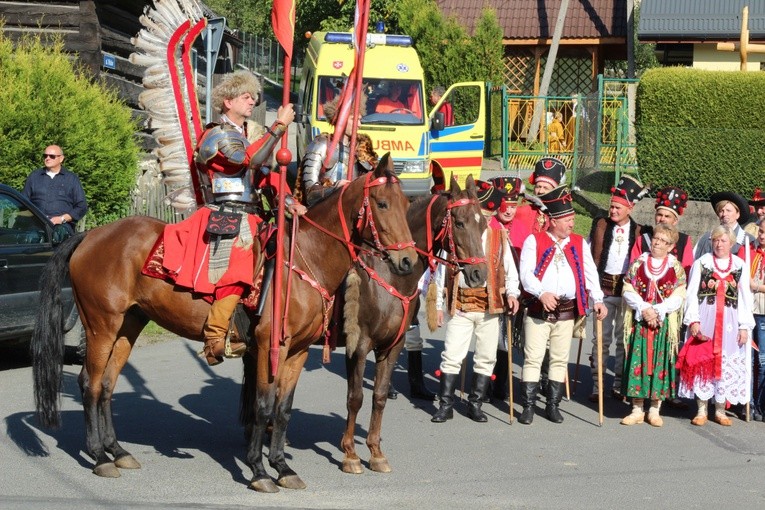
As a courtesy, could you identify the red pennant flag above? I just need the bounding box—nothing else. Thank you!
[271,0,296,60]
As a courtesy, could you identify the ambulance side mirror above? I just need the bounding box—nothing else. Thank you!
[431,112,444,131]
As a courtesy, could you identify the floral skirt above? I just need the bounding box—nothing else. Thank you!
[621,321,676,400]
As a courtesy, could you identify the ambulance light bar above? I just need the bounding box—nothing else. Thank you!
[324,32,413,47]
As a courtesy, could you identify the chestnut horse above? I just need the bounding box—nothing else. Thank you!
[241,176,488,474]
[32,156,417,492]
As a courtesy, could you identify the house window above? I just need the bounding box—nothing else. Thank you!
[655,44,693,66]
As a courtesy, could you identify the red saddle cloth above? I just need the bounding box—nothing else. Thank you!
[141,235,262,309]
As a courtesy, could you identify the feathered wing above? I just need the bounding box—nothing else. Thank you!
[130,0,207,213]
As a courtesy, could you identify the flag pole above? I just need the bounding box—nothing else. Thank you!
[346,0,371,180]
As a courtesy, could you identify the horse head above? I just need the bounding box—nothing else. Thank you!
[446,174,488,287]
[345,152,416,276]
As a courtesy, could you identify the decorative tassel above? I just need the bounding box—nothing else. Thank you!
[425,280,438,332]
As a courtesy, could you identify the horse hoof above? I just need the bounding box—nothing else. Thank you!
[369,456,392,473]
[249,477,280,493]
[92,462,120,478]
[277,474,307,490]
[114,454,141,470]
[342,458,364,474]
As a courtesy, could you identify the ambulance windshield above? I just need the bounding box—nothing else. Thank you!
[316,77,424,125]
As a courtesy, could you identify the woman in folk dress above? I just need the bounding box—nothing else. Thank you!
[620,224,686,427]
[677,225,754,426]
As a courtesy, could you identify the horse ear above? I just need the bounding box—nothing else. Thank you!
[465,174,477,196]
[376,152,393,177]
[448,174,460,194]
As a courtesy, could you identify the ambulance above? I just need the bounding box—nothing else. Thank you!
[295,31,486,198]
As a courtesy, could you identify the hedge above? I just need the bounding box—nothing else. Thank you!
[636,67,765,200]
[0,31,140,228]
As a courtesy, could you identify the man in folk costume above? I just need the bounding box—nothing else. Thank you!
[431,183,520,423]
[518,186,606,424]
[483,177,530,401]
[693,192,754,260]
[630,186,694,277]
[744,188,765,238]
[515,157,567,235]
[588,174,647,402]
[159,71,306,366]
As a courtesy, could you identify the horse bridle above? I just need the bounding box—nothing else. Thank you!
[300,172,416,262]
[415,194,487,274]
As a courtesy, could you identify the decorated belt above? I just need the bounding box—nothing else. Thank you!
[456,287,489,312]
[527,298,577,323]
[600,273,624,297]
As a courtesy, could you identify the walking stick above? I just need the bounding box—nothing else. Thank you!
[507,315,514,424]
[573,323,584,393]
[596,318,604,426]
[459,358,466,401]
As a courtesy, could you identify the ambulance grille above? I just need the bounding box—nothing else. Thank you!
[392,161,404,175]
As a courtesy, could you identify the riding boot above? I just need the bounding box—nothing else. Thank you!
[491,349,509,401]
[467,373,491,423]
[387,383,399,400]
[431,372,459,423]
[203,294,247,366]
[518,381,539,425]
[545,380,565,424]
[539,350,551,395]
[408,351,436,400]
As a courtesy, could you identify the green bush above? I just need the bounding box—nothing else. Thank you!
[0,31,140,228]
[636,67,765,200]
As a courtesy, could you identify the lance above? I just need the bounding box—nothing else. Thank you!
[270,0,297,376]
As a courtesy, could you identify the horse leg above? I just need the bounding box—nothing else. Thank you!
[246,346,280,493]
[100,320,145,470]
[367,342,406,473]
[341,345,368,474]
[79,323,122,478]
[269,349,309,490]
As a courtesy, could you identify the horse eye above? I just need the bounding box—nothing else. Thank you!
[376,200,389,210]
[455,220,465,229]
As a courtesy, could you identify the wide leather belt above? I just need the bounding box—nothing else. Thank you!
[456,287,489,312]
[600,273,624,297]
[527,298,577,322]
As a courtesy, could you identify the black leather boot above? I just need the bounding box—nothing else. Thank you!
[491,349,509,401]
[431,372,459,423]
[467,373,491,422]
[545,380,564,423]
[408,351,436,400]
[518,381,539,425]
[387,383,398,400]
[539,351,550,395]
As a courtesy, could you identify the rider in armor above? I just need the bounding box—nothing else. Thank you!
[299,94,377,206]
[160,70,306,366]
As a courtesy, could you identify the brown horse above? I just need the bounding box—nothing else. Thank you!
[32,155,417,492]
[240,175,488,474]
[338,176,487,474]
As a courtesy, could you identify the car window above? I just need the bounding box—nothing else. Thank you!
[0,193,49,245]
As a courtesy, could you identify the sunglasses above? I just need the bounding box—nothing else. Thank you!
[43,154,62,159]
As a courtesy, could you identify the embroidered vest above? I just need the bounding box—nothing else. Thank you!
[532,233,590,317]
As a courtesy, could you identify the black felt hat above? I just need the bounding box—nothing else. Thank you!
[476,180,506,212]
[655,186,689,217]
[530,157,566,188]
[489,176,524,201]
[538,185,574,219]
[710,191,750,226]
[610,174,647,207]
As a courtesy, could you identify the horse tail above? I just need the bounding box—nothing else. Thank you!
[32,232,87,428]
[343,268,361,356]
[239,350,257,429]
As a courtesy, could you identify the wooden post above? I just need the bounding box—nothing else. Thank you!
[717,6,765,71]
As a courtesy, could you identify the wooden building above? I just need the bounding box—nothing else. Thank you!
[436,0,629,95]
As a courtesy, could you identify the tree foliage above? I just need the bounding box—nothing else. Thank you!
[0,30,140,227]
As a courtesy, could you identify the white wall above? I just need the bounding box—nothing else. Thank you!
[693,43,764,70]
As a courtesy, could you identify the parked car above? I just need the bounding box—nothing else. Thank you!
[0,183,83,362]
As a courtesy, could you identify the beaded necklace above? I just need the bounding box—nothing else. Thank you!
[646,255,668,277]
[713,254,732,273]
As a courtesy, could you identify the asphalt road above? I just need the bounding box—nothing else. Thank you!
[2,300,765,509]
